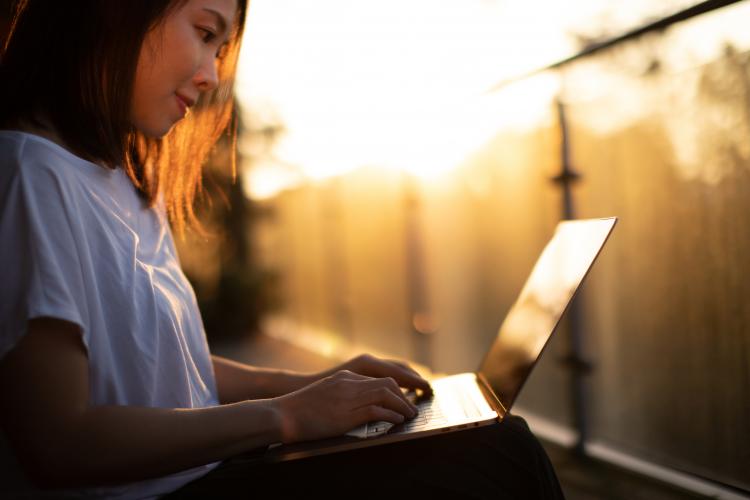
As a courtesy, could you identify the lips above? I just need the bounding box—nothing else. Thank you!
[175,93,196,115]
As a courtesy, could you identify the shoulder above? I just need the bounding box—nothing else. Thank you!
[0,131,121,216]
[0,131,160,244]
[0,130,111,184]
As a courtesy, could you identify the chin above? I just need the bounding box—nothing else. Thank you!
[131,114,179,138]
[139,123,176,139]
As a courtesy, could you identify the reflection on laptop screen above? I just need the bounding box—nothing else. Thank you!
[479,217,616,412]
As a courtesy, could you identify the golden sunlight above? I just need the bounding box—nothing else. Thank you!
[234,0,708,199]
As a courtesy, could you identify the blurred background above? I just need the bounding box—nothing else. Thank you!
[204,1,750,496]
[2,0,748,498]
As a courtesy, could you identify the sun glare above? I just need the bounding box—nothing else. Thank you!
[235,0,708,199]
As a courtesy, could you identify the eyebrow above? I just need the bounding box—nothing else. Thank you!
[202,7,229,37]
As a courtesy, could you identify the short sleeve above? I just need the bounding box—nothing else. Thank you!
[0,140,90,359]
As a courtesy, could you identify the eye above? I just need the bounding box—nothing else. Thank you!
[215,42,229,60]
[197,26,217,43]
[197,27,228,60]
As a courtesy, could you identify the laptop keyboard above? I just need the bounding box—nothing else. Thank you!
[364,392,448,437]
[351,382,485,439]
[399,396,447,433]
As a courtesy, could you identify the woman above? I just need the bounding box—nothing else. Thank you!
[0,1,565,498]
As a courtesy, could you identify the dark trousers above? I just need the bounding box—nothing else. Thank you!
[165,415,566,499]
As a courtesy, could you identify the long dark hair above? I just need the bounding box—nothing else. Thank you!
[0,0,249,234]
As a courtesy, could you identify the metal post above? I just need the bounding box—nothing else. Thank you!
[553,98,592,456]
[402,174,432,368]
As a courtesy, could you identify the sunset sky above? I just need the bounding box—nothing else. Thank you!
[233,0,713,199]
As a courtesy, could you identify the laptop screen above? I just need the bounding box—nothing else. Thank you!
[478,217,617,413]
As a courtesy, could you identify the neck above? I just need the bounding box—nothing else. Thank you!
[14,116,66,148]
[12,116,111,169]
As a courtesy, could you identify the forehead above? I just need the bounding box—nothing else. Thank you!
[180,0,238,28]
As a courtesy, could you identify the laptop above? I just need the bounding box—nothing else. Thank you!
[264,217,617,462]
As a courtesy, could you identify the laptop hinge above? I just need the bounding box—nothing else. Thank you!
[476,372,508,420]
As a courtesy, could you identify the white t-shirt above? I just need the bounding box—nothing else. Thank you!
[0,131,221,499]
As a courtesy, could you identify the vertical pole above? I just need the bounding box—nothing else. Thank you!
[321,178,355,344]
[554,98,591,456]
[402,174,432,368]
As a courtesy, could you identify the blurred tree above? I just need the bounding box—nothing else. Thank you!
[176,102,285,345]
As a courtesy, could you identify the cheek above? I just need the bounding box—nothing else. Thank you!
[133,37,166,102]
[130,25,204,126]
[131,56,155,117]
[165,29,204,82]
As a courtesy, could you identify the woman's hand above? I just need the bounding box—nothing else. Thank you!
[274,369,419,444]
[333,353,433,397]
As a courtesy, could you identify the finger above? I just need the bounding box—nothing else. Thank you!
[352,383,417,418]
[390,360,421,377]
[379,361,433,395]
[349,354,428,391]
[395,361,433,392]
[331,369,373,381]
[350,405,406,426]
[348,377,415,413]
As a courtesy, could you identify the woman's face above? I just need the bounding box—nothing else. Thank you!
[131,0,237,137]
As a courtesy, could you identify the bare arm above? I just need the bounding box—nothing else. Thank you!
[212,352,433,405]
[0,319,419,490]
[0,318,282,489]
[211,354,316,403]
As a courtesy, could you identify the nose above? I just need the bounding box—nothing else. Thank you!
[193,54,219,93]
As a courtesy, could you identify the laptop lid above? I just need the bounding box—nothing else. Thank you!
[478,217,617,414]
